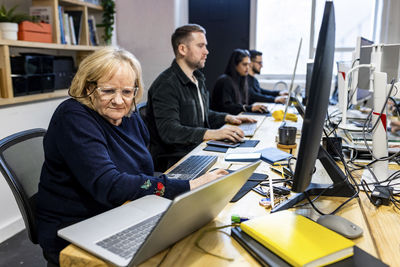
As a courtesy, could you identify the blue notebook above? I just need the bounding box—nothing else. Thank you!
[258,147,292,164]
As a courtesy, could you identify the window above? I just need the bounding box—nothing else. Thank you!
[255,0,381,78]
[314,0,379,65]
[255,0,311,77]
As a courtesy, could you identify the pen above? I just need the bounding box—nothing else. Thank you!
[272,162,292,166]
[269,169,275,208]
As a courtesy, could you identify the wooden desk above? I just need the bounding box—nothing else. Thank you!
[60,113,400,267]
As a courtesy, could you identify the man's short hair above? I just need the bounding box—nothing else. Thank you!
[249,50,262,61]
[171,24,206,56]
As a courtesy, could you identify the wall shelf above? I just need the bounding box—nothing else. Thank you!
[0,0,107,107]
[60,0,103,11]
[0,89,69,107]
[0,40,103,51]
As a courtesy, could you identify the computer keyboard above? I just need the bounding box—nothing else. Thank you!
[239,123,257,136]
[96,213,162,259]
[167,155,218,180]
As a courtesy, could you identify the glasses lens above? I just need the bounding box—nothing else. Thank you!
[97,87,136,99]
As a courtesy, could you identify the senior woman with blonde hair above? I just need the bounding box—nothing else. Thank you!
[36,47,227,266]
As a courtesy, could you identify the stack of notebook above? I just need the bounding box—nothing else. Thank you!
[231,211,387,267]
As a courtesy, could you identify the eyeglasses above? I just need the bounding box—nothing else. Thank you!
[96,87,138,100]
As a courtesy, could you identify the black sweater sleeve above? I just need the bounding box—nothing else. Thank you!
[211,76,244,115]
[248,75,279,103]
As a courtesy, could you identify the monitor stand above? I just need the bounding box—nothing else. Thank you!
[271,146,356,213]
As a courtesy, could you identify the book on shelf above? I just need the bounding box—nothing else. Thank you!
[62,13,71,45]
[240,211,354,267]
[29,6,53,24]
[58,6,66,44]
[83,0,101,5]
[65,11,83,45]
[68,16,76,45]
[87,15,99,46]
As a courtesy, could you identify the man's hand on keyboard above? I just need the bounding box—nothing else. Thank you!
[204,125,244,143]
[225,115,257,125]
[251,104,268,113]
[189,169,228,190]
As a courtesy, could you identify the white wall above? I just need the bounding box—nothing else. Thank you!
[380,0,400,44]
[116,0,188,102]
[0,98,67,243]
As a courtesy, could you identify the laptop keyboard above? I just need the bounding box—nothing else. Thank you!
[167,155,217,180]
[239,123,257,136]
[96,213,162,259]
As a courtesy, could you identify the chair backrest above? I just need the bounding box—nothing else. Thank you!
[0,128,46,244]
[137,101,147,125]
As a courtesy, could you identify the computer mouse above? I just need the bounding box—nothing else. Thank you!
[316,214,363,239]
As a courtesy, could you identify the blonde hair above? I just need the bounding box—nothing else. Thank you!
[69,46,144,112]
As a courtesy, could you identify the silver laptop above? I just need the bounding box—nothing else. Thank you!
[282,38,302,123]
[238,122,257,137]
[58,161,261,267]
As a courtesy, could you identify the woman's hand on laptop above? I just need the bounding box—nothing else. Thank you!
[189,169,229,190]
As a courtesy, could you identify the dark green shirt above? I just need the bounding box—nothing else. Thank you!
[146,60,227,163]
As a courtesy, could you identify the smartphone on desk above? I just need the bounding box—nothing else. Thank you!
[206,140,240,148]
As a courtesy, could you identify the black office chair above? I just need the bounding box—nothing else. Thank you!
[0,128,46,244]
[135,101,184,171]
[136,101,148,124]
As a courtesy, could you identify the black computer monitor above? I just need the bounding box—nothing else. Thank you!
[357,37,374,91]
[272,1,355,212]
[355,37,374,104]
[303,60,314,106]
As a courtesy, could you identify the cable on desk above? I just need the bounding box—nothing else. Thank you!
[292,183,334,210]
[361,80,400,161]
[194,224,239,261]
[302,128,361,216]
[346,58,362,109]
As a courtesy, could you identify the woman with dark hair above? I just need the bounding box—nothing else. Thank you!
[211,49,268,115]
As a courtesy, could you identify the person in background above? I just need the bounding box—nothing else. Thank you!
[146,24,256,171]
[248,50,287,104]
[211,49,268,115]
[391,120,400,133]
[36,47,228,266]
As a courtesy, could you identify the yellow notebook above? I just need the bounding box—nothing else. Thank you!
[240,211,354,267]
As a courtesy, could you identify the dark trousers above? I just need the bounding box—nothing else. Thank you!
[43,250,59,267]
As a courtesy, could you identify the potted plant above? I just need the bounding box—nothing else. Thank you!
[97,0,115,45]
[0,4,36,40]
